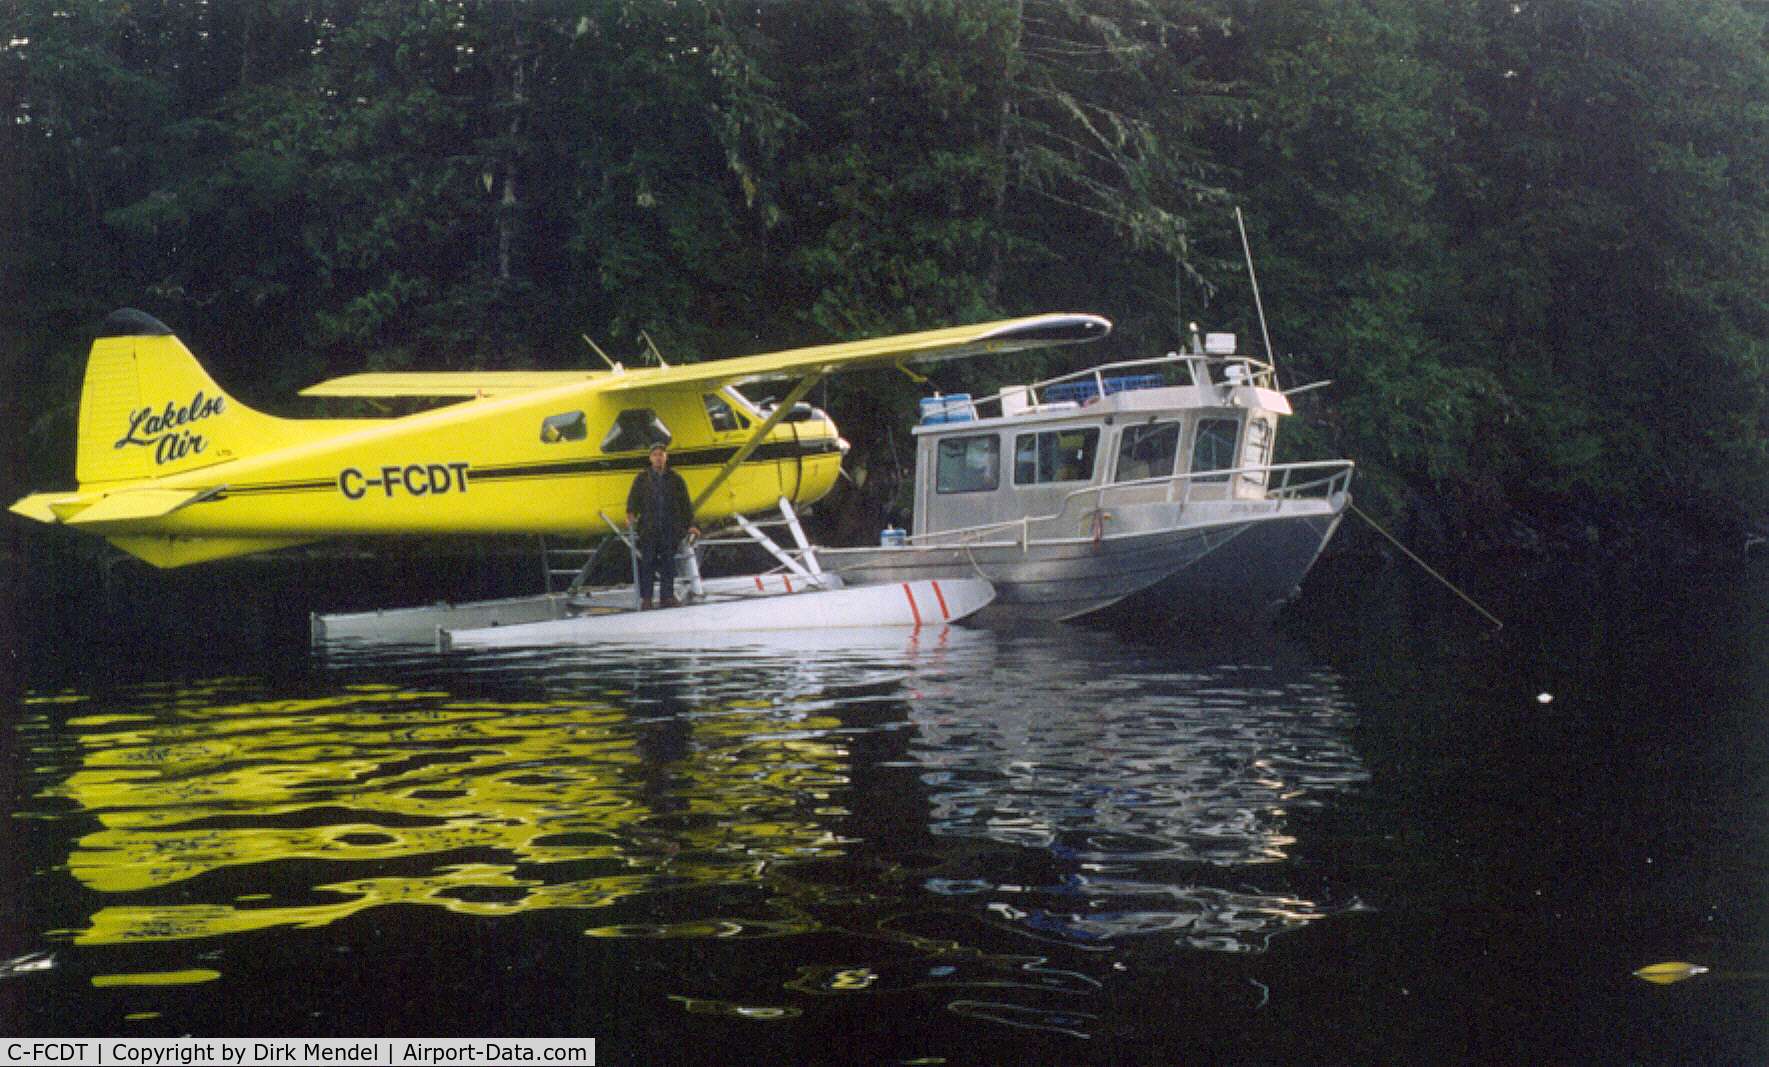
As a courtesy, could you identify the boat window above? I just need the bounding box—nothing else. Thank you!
[1191,417,1240,482]
[1114,421,1180,482]
[601,409,673,453]
[539,411,587,444]
[1014,428,1099,485]
[935,435,1000,494]
[703,393,745,432]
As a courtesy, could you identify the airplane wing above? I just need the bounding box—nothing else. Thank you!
[293,315,1107,400]
[299,370,609,398]
[598,314,1111,394]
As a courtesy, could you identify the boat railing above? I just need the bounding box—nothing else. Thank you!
[919,350,1282,424]
[905,459,1355,547]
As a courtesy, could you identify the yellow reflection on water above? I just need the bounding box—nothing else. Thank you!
[46,681,852,945]
[92,969,222,987]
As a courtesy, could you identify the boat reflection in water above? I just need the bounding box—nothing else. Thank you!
[901,629,1368,953]
[36,623,1366,1036]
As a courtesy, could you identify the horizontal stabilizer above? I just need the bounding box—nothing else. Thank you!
[57,488,209,526]
[300,371,607,399]
[9,493,64,523]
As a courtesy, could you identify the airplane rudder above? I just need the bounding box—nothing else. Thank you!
[75,310,246,485]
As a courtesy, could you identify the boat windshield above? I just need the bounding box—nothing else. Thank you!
[1114,421,1181,482]
[935,435,1000,494]
[1191,417,1240,482]
[1014,428,1100,485]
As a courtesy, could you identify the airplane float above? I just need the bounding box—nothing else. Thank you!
[9,308,1111,569]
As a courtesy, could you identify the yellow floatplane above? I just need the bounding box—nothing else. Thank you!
[12,309,1109,643]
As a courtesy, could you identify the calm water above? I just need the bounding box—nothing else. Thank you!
[1,551,1765,1064]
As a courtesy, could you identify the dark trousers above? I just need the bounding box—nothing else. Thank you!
[635,538,677,604]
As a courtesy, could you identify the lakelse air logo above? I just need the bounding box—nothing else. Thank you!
[115,392,226,465]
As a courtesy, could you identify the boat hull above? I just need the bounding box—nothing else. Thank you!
[821,499,1345,623]
[440,578,995,649]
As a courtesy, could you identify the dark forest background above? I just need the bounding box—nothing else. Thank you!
[4,0,1769,554]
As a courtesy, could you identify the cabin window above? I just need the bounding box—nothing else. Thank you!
[704,393,746,433]
[1014,428,1099,486]
[1191,417,1240,482]
[540,411,587,443]
[934,435,1000,494]
[1114,421,1180,483]
[601,409,673,453]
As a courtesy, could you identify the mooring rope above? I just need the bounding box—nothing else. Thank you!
[1350,501,1504,630]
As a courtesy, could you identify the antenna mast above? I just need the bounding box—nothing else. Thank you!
[1235,207,1278,383]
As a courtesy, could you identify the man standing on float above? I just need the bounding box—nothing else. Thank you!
[626,443,699,609]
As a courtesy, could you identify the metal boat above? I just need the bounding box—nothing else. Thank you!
[819,330,1354,623]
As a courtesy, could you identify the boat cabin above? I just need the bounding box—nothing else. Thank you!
[908,334,1298,540]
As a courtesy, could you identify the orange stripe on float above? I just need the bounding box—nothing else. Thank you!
[902,583,922,626]
[931,581,951,619]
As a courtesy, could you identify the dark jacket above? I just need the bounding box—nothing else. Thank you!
[626,467,694,548]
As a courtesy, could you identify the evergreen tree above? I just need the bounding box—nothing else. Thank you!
[6,0,1769,545]
[1446,0,1769,526]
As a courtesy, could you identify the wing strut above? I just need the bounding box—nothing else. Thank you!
[691,372,826,514]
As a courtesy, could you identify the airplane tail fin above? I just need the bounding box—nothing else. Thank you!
[75,309,289,486]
